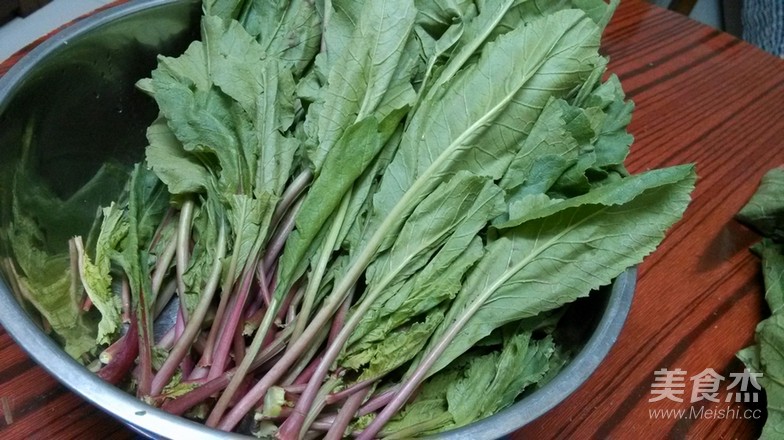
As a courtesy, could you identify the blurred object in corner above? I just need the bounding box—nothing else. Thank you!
[743,0,784,57]
[0,1,53,26]
[19,0,53,16]
[669,0,699,15]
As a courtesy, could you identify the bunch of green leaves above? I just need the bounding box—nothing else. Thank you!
[0,121,131,360]
[0,0,699,437]
[736,167,784,439]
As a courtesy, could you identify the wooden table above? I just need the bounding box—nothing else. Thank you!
[1,0,782,438]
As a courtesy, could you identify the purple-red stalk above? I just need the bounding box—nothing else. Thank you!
[244,306,265,332]
[81,296,93,312]
[188,366,209,381]
[161,371,234,415]
[157,325,176,350]
[328,290,352,346]
[325,388,368,440]
[209,265,255,379]
[233,317,246,366]
[208,292,239,376]
[175,303,186,340]
[325,379,373,405]
[284,383,308,394]
[357,385,399,417]
[97,313,139,384]
[262,197,304,273]
[120,277,131,323]
[180,351,194,379]
[255,264,272,309]
[276,290,356,436]
[357,313,470,439]
[275,284,297,324]
[292,356,323,386]
[197,291,229,368]
[215,286,346,430]
[161,326,292,415]
[135,297,154,397]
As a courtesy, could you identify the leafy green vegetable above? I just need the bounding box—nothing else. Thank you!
[0,0,698,437]
[736,167,784,439]
[1,145,129,358]
[75,204,127,345]
[427,165,696,375]
[382,328,557,437]
[738,167,784,241]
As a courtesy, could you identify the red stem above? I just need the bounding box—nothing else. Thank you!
[81,296,93,312]
[276,290,355,437]
[175,303,186,339]
[97,314,139,384]
[209,265,255,379]
[198,289,231,369]
[120,277,131,323]
[161,327,291,415]
[161,372,234,415]
[325,388,368,440]
[292,356,323,386]
[325,379,373,405]
[233,317,246,367]
[328,289,352,346]
[256,264,272,309]
[180,351,194,379]
[135,290,154,397]
[357,386,399,417]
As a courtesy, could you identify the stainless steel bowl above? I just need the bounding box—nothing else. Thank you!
[0,1,636,438]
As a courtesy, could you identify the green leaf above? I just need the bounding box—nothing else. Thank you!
[277,117,386,295]
[497,97,584,192]
[422,0,517,100]
[227,194,266,283]
[182,198,225,313]
[261,386,288,418]
[370,9,604,252]
[321,0,364,71]
[746,314,784,439]
[414,0,475,35]
[147,40,255,195]
[498,165,695,229]
[380,370,459,438]
[145,116,211,195]
[8,255,96,359]
[341,308,445,382]
[110,165,168,393]
[427,166,696,374]
[381,329,557,436]
[239,0,321,77]
[348,172,504,348]
[336,125,404,251]
[12,162,130,254]
[5,209,96,359]
[436,330,558,430]
[1,165,125,359]
[349,236,483,349]
[76,204,128,345]
[365,172,503,289]
[311,0,417,169]
[737,167,784,241]
[754,239,784,314]
[203,0,243,20]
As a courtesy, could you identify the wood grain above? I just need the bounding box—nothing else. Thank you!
[1,0,782,438]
